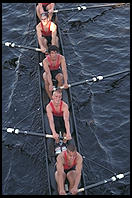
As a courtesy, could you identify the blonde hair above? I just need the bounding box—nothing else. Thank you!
[52,90,62,96]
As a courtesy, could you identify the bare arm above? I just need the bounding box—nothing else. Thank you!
[36,3,44,21]
[46,104,59,140]
[50,22,57,45]
[36,24,46,52]
[43,59,53,87]
[74,154,83,188]
[47,3,55,13]
[38,3,45,15]
[61,56,68,85]
[56,154,66,193]
[63,103,71,138]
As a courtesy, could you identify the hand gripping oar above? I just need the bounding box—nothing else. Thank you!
[53,69,130,91]
[3,42,42,52]
[5,127,53,138]
[53,3,127,13]
[67,171,130,195]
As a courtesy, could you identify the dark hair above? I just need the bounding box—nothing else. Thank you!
[48,45,59,53]
[67,144,76,152]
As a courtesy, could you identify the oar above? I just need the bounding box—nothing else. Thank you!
[53,3,127,13]
[3,42,42,52]
[4,127,53,138]
[67,171,130,194]
[53,70,130,90]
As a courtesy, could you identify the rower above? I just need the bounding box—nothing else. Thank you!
[46,90,72,145]
[36,3,55,21]
[43,45,69,99]
[55,144,83,195]
[36,13,59,54]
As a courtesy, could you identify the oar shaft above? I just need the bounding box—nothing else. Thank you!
[53,3,126,13]
[103,70,130,79]
[54,7,77,13]
[67,171,130,194]
[69,79,91,87]
[78,172,130,192]
[70,70,129,87]
[6,128,53,138]
[84,3,126,9]
[78,178,112,192]
[4,42,41,52]
[53,70,129,90]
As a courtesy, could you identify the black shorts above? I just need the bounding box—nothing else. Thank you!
[54,115,66,134]
[51,68,62,80]
[64,166,76,174]
[55,165,76,174]
[42,5,48,11]
[42,35,52,45]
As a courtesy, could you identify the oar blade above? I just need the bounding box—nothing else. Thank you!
[3,41,41,52]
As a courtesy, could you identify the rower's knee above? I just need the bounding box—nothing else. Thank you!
[55,170,66,182]
[36,5,41,20]
[43,72,48,83]
[36,5,38,12]
[41,37,48,47]
[56,74,63,83]
[67,171,76,182]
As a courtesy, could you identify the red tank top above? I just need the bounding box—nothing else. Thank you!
[41,3,50,7]
[41,21,52,36]
[63,151,77,170]
[50,100,63,117]
[47,54,61,71]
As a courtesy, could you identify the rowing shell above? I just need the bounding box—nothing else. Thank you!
[35,4,87,195]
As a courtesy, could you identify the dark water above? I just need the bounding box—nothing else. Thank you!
[2,3,130,195]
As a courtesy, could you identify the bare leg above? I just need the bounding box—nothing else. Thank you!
[55,171,66,195]
[46,4,53,21]
[67,170,76,191]
[36,4,44,21]
[39,37,48,52]
[42,37,48,50]
[43,72,52,99]
[51,35,59,48]
[36,5,41,21]
[55,73,63,87]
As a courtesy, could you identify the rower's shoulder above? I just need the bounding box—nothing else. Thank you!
[51,21,57,26]
[43,55,49,64]
[46,102,51,111]
[59,54,64,58]
[50,21,57,32]
[60,54,66,61]
[62,100,68,108]
[57,54,65,63]
[36,22,41,30]
[57,151,64,162]
[76,152,83,161]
